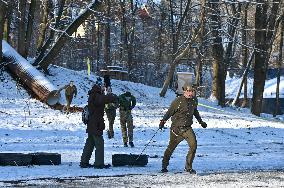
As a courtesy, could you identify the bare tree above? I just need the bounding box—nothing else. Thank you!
[209,0,225,106]
[17,0,27,56]
[23,0,36,58]
[0,0,8,66]
[36,0,51,54]
[37,0,104,71]
[252,0,281,116]
[274,13,283,116]
[35,0,65,65]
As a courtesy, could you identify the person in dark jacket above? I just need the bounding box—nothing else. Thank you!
[80,84,117,168]
[118,91,136,147]
[56,81,77,114]
[159,83,207,174]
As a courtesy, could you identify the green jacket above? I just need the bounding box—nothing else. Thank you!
[162,95,202,131]
[59,85,77,96]
[119,92,136,111]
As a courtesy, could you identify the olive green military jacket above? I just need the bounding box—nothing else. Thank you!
[59,85,77,96]
[162,95,202,132]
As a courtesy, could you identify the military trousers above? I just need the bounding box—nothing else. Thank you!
[65,94,73,113]
[80,133,104,167]
[162,127,197,171]
[105,109,116,138]
[119,109,133,144]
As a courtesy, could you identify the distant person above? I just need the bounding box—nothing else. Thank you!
[159,83,207,174]
[118,91,136,147]
[80,84,117,168]
[104,87,119,139]
[56,81,77,114]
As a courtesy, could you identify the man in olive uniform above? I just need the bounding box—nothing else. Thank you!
[80,84,117,168]
[159,83,207,174]
[105,87,119,139]
[57,81,77,114]
[118,91,136,147]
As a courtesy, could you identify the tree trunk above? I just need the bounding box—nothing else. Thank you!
[209,0,225,107]
[232,51,254,106]
[0,0,7,65]
[104,0,111,66]
[34,0,65,65]
[36,0,50,54]
[38,0,103,71]
[274,14,283,117]
[241,3,249,108]
[96,22,102,71]
[195,0,206,87]
[251,0,280,116]
[3,1,13,44]
[23,0,36,58]
[17,0,27,56]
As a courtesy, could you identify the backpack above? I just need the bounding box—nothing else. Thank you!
[82,105,89,125]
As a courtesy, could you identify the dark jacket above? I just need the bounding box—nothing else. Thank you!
[162,95,202,133]
[59,85,77,96]
[87,85,117,136]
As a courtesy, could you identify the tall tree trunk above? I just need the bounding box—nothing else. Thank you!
[96,22,102,71]
[195,0,206,87]
[274,14,283,117]
[17,0,27,56]
[3,1,13,44]
[224,3,241,77]
[23,0,36,58]
[0,0,7,65]
[34,0,65,65]
[104,0,111,66]
[127,0,136,79]
[241,3,249,107]
[251,0,280,116]
[37,0,103,71]
[232,51,254,106]
[209,0,225,106]
[36,0,50,55]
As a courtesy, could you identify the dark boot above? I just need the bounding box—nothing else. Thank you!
[129,142,134,148]
[107,131,111,139]
[161,168,168,173]
[185,169,196,174]
[124,143,128,147]
[80,163,94,168]
[94,164,111,169]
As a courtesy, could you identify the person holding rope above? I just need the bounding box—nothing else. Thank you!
[159,83,207,174]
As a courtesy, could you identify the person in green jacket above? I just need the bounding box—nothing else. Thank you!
[56,81,77,114]
[105,87,119,139]
[118,91,136,147]
[159,83,207,174]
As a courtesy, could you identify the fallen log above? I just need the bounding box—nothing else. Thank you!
[2,40,59,105]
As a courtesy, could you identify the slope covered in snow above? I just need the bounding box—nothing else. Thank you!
[0,65,283,187]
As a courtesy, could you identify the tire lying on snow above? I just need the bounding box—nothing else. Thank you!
[112,154,148,167]
[30,152,61,165]
[0,153,32,166]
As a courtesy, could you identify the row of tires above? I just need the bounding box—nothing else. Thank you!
[0,153,61,166]
[0,153,148,167]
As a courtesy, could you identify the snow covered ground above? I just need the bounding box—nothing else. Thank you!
[0,65,284,187]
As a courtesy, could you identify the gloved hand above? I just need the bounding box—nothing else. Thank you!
[159,120,166,130]
[200,121,207,128]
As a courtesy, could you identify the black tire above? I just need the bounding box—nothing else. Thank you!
[30,152,61,165]
[112,154,148,167]
[0,153,32,166]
